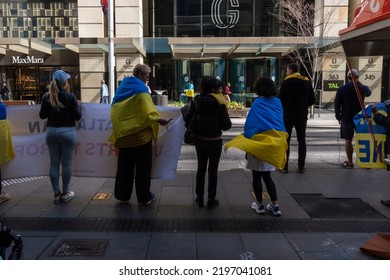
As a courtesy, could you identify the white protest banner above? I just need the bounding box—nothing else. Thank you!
[1,103,185,180]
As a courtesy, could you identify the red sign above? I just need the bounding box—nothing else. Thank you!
[340,0,390,34]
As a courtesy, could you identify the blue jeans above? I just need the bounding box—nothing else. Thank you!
[46,127,77,195]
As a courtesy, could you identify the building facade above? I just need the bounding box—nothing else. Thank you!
[0,0,388,105]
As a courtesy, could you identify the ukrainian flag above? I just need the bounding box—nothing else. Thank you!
[354,103,387,169]
[0,101,15,164]
[109,76,160,147]
[225,97,288,169]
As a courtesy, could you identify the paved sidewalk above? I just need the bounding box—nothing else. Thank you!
[1,109,389,260]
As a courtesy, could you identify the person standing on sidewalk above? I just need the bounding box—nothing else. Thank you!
[100,80,109,104]
[334,69,371,169]
[185,80,195,103]
[1,82,10,101]
[0,100,15,204]
[225,77,287,216]
[109,64,170,205]
[184,78,232,209]
[39,70,82,204]
[278,63,316,173]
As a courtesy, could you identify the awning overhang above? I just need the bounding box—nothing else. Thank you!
[168,37,310,59]
[55,38,146,57]
[339,0,390,57]
[0,38,54,55]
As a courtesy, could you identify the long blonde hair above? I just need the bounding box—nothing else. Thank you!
[48,80,65,110]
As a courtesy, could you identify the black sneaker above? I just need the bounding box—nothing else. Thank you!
[140,193,156,205]
[195,196,204,207]
[207,199,219,209]
[298,165,305,173]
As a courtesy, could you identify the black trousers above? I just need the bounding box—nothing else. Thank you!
[195,139,222,200]
[252,170,277,202]
[284,120,307,167]
[114,141,153,203]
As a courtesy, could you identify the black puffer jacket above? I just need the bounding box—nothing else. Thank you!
[184,93,231,138]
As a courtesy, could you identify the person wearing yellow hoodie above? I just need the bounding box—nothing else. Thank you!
[109,64,171,205]
[0,99,15,203]
[278,63,316,173]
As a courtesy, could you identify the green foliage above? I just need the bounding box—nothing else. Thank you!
[228,101,245,110]
[169,101,185,107]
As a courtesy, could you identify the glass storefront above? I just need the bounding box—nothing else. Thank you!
[4,66,80,102]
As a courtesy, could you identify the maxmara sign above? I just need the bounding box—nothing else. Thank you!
[211,0,240,29]
[12,56,44,64]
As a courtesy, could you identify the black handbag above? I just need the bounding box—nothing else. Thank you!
[184,115,197,145]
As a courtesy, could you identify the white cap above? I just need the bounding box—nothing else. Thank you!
[347,69,359,77]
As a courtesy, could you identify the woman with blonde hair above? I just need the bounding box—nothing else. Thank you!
[39,70,82,203]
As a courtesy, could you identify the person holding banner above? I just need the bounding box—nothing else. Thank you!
[0,100,15,204]
[39,70,82,204]
[334,69,371,169]
[109,64,171,205]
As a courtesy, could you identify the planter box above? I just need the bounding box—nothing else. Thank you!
[228,109,248,118]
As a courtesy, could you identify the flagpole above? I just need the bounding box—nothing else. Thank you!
[108,0,115,103]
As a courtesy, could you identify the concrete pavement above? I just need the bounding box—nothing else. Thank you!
[1,109,389,260]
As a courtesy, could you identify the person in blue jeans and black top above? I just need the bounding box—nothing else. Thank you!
[184,78,232,209]
[39,70,82,204]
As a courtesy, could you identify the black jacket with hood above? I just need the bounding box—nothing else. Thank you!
[278,73,316,123]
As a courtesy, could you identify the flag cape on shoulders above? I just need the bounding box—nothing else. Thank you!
[109,79,160,145]
[0,119,15,164]
[210,93,229,109]
[112,76,149,105]
[225,97,288,169]
[354,103,387,169]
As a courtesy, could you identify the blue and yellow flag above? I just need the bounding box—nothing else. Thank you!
[109,77,160,147]
[354,103,387,169]
[0,101,15,164]
[225,97,288,169]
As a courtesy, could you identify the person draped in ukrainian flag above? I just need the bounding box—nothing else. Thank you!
[0,100,15,204]
[109,64,170,205]
[225,77,288,216]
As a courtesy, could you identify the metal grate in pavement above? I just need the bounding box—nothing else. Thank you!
[3,217,390,233]
[52,239,110,257]
[292,194,386,219]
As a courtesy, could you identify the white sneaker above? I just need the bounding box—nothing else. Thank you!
[0,192,11,204]
[60,191,75,202]
[266,203,282,216]
[251,202,265,214]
